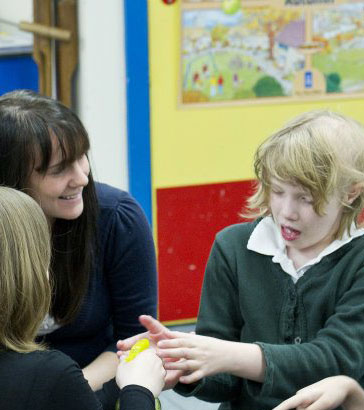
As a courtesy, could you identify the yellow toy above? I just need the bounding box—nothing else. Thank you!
[125,338,150,362]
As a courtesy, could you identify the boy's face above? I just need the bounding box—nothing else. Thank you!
[269,178,343,265]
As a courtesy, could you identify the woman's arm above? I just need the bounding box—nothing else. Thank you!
[104,193,158,341]
[86,190,157,390]
[82,351,119,391]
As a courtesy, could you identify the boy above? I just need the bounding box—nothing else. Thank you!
[122,111,364,410]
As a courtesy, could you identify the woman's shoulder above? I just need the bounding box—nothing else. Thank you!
[95,182,151,242]
[95,182,147,221]
[95,181,135,209]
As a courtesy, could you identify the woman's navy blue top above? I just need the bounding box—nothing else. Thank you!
[42,182,157,367]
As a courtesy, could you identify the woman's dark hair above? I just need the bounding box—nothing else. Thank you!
[0,89,98,324]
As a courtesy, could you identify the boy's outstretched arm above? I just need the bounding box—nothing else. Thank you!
[157,331,265,384]
[272,376,364,410]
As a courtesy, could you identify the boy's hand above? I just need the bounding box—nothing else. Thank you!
[273,376,364,410]
[116,315,171,354]
[157,331,231,384]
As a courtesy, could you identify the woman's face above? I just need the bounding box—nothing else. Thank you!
[27,139,90,224]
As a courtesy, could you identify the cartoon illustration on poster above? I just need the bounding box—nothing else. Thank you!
[181,0,364,105]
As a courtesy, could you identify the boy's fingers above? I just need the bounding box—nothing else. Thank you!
[139,315,168,335]
[179,369,203,384]
[273,395,306,410]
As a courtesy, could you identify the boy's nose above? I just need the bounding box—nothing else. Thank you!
[281,200,298,221]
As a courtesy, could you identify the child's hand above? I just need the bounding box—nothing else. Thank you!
[273,376,364,410]
[116,315,187,390]
[116,349,166,398]
[157,331,231,384]
[116,315,171,354]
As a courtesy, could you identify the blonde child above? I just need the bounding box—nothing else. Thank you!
[120,110,364,409]
[0,187,164,410]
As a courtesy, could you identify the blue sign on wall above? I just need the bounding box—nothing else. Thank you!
[305,71,313,89]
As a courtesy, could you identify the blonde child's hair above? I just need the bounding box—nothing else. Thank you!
[0,187,51,353]
[246,110,364,239]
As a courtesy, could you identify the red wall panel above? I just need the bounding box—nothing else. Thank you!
[156,180,255,323]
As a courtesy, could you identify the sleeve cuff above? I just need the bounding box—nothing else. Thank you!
[173,379,204,397]
[119,385,155,410]
[105,342,118,353]
[245,342,274,398]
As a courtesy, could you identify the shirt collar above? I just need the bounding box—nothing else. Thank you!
[247,216,364,281]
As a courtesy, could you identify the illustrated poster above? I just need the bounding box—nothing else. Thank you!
[181,0,364,105]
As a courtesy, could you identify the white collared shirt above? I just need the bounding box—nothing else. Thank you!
[247,216,364,283]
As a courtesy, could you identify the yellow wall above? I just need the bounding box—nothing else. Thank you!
[148,0,364,188]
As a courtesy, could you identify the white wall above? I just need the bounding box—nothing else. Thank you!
[77,0,128,190]
[0,0,128,190]
[0,0,32,21]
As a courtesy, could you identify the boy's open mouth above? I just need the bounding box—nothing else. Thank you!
[281,225,301,241]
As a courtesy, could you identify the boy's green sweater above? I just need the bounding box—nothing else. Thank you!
[175,220,364,409]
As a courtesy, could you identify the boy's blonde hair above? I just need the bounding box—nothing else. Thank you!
[246,110,364,239]
[0,187,51,353]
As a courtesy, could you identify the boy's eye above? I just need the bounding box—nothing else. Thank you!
[300,196,313,204]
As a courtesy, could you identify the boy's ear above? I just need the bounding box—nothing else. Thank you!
[346,183,364,204]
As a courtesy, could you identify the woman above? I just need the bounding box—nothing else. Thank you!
[0,187,164,410]
[0,90,157,391]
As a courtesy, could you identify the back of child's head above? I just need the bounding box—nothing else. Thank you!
[247,110,364,238]
[0,187,51,353]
